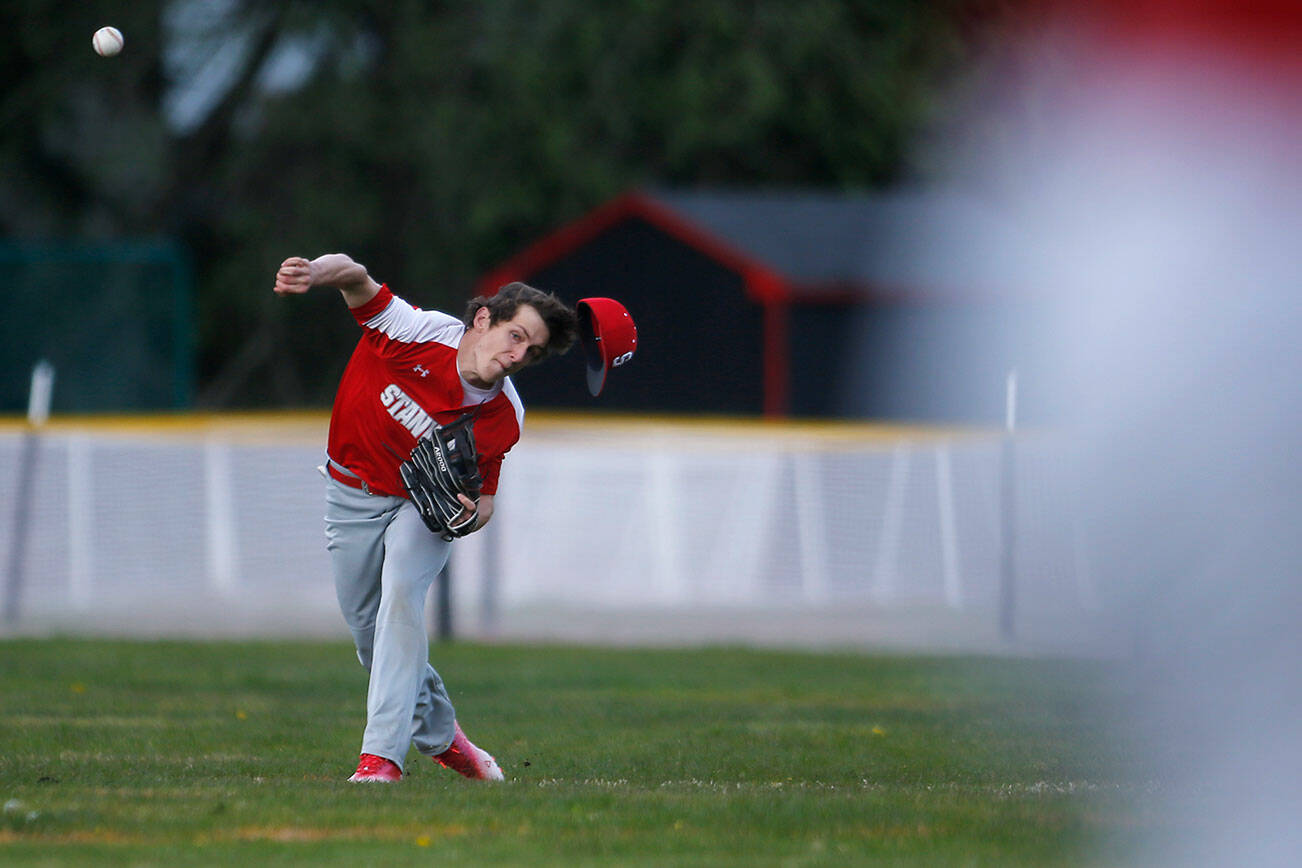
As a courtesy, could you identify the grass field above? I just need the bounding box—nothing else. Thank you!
[0,639,1160,866]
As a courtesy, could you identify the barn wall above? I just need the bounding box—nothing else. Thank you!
[510,218,766,415]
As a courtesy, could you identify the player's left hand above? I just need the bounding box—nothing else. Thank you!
[273,257,312,295]
[399,414,484,540]
[450,494,479,534]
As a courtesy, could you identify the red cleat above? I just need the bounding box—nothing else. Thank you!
[348,752,402,782]
[433,722,505,781]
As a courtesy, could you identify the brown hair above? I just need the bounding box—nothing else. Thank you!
[463,282,577,359]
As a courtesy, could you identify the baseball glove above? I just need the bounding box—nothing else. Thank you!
[399,413,482,540]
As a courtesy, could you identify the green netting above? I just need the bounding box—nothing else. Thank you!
[1,241,194,412]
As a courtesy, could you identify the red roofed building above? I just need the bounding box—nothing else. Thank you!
[477,189,1036,421]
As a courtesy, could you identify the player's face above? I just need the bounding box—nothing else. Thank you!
[464,304,550,386]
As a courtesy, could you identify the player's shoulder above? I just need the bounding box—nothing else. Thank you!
[363,291,465,347]
[408,306,465,345]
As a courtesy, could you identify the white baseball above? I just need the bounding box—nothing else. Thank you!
[93,27,124,57]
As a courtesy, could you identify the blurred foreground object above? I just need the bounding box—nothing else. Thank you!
[927,1,1302,864]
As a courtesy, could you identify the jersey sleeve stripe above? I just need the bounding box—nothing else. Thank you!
[502,378,526,431]
[350,284,394,323]
[364,295,464,346]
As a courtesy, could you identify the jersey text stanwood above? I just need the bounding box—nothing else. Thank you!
[379,383,435,439]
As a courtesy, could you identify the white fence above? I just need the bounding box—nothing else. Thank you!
[0,417,1115,653]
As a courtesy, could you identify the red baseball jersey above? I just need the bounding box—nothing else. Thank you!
[326,284,525,497]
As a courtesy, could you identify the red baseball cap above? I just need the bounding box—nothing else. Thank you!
[577,298,637,396]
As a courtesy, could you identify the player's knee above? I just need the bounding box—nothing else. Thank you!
[381,568,438,612]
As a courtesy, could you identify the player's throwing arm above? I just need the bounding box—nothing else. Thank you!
[274,255,381,308]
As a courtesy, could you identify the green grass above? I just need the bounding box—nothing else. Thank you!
[0,639,1159,866]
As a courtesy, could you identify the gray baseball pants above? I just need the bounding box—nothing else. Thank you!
[324,472,457,770]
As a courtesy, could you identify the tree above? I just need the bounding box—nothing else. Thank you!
[1,0,1019,407]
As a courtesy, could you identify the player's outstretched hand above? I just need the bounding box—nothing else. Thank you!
[273,257,312,295]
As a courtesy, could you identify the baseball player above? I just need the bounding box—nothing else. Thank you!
[273,253,577,782]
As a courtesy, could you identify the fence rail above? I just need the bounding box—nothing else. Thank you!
[0,417,1112,653]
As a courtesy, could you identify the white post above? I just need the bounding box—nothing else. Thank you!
[1005,369,1019,434]
[706,453,779,604]
[648,449,684,603]
[873,442,911,603]
[935,445,963,609]
[793,452,828,605]
[999,369,1019,639]
[204,439,238,596]
[28,361,55,426]
[4,361,58,623]
[67,435,93,611]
